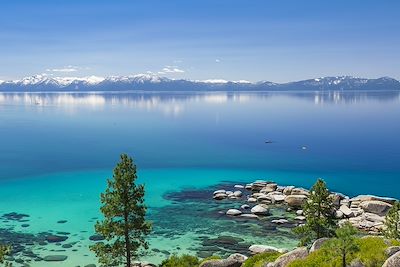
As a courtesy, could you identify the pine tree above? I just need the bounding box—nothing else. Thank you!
[293,178,337,246]
[328,222,359,267]
[90,154,152,267]
[384,201,400,240]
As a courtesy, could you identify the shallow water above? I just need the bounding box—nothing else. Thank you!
[0,91,399,266]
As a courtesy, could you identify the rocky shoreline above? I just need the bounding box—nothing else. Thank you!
[213,180,397,235]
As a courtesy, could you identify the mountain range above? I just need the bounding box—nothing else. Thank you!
[1,74,399,91]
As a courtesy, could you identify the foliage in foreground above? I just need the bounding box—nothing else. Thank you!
[90,154,152,267]
[293,178,337,246]
[160,254,200,267]
[241,251,282,267]
[288,236,398,267]
[383,201,400,240]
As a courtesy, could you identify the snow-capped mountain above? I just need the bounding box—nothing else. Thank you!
[0,74,399,91]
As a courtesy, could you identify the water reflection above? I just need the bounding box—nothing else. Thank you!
[0,91,399,111]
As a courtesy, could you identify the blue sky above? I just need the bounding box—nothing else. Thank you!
[1,0,399,82]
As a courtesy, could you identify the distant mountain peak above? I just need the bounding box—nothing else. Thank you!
[0,74,399,92]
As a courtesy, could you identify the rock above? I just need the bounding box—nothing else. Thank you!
[248,197,257,203]
[383,251,400,267]
[386,246,400,257]
[233,191,243,197]
[271,219,289,224]
[89,234,105,241]
[240,214,259,219]
[199,259,241,267]
[251,204,269,216]
[330,194,341,206]
[294,216,306,221]
[226,191,234,195]
[291,188,310,196]
[359,200,392,216]
[234,185,245,189]
[284,195,307,207]
[84,265,97,267]
[249,245,280,254]
[132,262,156,267]
[260,183,278,193]
[251,181,269,191]
[241,204,250,210]
[227,253,248,263]
[226,209,242,216]
[214,193,228,200]
[335,210,344,219]
[46,235,68,243]
[348,212,385,232]
[267,192,285,203]
[43,255,68,262]
[271,247,308,267]
[214,190,226,195]
[283,186,295,195]
[296,210,303,216]
[351,195,397,205]
[340,205,354,217]
[310,238,329,253]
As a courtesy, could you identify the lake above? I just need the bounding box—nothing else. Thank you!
[0,91,399,266]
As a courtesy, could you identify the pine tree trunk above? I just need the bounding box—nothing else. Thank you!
[124,191,131,267]
[342,251,346,267]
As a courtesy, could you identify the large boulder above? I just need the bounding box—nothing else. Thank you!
[339,205,354,217]
[249,245,280,254]
[348,259,365,267]
[309,238,329,253]
[359,200,392,216]
[350,195,397,205]
[214,193,228,200]
[383,251,400,267]
[251,204,270,216]
[269,247,308,267]
[284,195,307,207]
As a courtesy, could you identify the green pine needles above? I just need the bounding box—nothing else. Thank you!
[384,201,400,240]
[293,178,337,246]
[90,154,152,267]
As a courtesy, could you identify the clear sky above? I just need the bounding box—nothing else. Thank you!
[1,0,399,82]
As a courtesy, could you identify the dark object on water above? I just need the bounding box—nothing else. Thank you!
[265,140,274,144]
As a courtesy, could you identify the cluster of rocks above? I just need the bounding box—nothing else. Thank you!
[213,180,397,234]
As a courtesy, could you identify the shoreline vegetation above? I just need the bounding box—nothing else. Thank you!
[1,156,400,267]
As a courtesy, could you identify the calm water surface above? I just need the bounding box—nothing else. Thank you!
[0,91,399,266]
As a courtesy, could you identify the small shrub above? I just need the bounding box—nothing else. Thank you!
[242,251,282,267]
[355,237,389,267]
[160,254,200,267]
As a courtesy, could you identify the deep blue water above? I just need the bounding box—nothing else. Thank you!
[0,91,399,196]
[0,91,400,266]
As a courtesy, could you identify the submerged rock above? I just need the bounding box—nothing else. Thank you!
[46,235,68,243]
[43,255,68,262]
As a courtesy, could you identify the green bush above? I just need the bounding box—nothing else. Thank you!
[288,236,393,267]
[242,251,282,267]
[160,254,200,267]
[355,237,389,267]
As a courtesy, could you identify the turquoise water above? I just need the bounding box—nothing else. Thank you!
[0,91,400,266]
